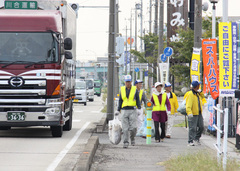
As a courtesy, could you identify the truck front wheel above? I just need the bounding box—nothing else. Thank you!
[51,126,63,137]
[63,101,73,131]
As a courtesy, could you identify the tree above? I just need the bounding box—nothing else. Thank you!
[169,27,194,86]
[202,14,221,38]
[130,33,159,82]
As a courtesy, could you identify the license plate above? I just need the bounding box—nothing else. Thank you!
[7,112,25,121]
[73,99,79,102]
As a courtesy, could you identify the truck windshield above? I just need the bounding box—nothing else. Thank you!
[86,80,94,89]
[94,82,101,87]
[0,32,58,63]
[75,82,86,90]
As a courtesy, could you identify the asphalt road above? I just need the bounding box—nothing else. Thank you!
[0,96,104,171]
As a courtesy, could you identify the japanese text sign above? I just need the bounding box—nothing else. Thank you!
[202,39,219,99]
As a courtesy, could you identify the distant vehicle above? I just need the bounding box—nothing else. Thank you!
[85,79,94,101]
[94,80,102,96]
[74,80,87,106]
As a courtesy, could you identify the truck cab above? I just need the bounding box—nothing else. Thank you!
[94,80,102,96]
[85,79,94,101]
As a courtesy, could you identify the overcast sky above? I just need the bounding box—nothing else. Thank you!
[74,0,240,62]
[0,0,239,62]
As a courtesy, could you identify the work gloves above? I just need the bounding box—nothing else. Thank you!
[188,114,193,118]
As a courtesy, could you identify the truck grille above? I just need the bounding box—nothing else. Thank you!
[0,78,46,106]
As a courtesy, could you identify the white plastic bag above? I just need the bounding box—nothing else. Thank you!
[108,114,122,145]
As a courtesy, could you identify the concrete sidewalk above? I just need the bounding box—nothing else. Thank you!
[90,115,240,171]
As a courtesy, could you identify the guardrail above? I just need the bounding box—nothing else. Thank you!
[213,104,228,171]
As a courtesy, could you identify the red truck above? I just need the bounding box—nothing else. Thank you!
[0,0,77,137]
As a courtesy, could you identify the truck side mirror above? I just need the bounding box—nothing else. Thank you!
[65,51,73,59]
[64,38,72,50]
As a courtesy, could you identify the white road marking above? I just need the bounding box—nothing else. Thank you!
[46,122,90,171]
[74,110,83,113]
[73,120,81,122]
[91,111,100,113]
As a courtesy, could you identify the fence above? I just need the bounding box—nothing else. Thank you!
[213,104,228,171]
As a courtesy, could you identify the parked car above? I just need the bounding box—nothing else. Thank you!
[86,79,94,101]
[94,80,102,96]
[73,80,87,106]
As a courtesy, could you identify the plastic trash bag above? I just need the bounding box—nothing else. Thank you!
[136,116,155,138]
[136,108,144,131]
[108,114,122,145]
[177,99,187,115]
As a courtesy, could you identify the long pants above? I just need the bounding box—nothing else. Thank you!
[121,109,137,144]
[154,121,166,140]
[166,114,175,136]
[188,114,204,143]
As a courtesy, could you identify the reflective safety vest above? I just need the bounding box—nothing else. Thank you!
[152,93,167,111]
[121,86,137,108]
[139,89,143,102]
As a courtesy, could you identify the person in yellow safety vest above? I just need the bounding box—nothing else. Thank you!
[151,82,171,143]
[184,85,207,105]
[134,80,147,132]
[116,75,141,148]
[186,80,204,146]
[164,82,179,138]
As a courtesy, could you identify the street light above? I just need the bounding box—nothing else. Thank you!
[209,0,219,38]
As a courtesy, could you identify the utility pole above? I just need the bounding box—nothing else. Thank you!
[194,0,202,48]
[114,3,119,97]
[154,0,158,35]
[149,0,152,33]
[158,0,164,81]
[140,0,143,52]
[222,0,228,22]
[125,24,128,75]
[189,0,195,30]
[135,5,138,51]
[107,0,116,121]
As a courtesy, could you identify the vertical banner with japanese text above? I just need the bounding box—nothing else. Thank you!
[232,22,238,89]
[190,48,201,83]
[219,22,238,97]
[202,39,219,99]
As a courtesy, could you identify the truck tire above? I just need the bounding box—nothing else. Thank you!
[51,126,63,137]
[63,101,73,131]
[89,99,94,102]
[84,102,87,106]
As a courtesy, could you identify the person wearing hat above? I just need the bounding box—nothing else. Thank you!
[186,80,205,146]
[151,82,171,142]
[116,75,141,148]
[164,82,179,138]
[134,80,147,132]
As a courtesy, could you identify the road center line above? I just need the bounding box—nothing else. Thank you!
[46,122,90,171]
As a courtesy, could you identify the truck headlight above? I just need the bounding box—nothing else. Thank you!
[45,107,60,115]
[46,98,62,107]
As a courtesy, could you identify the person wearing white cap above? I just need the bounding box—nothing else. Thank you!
[151,82,171,142]
[164,82,179,138]
[116,75,141,148]
[134,80,147,133]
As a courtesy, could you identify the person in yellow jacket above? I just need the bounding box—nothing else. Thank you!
[164,82,179,138]
[186,81,204,146]
[116,75,141,148]
[184,85,207,105]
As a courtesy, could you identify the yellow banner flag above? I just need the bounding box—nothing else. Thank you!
[190,48,201,83]
[219,22,233,96]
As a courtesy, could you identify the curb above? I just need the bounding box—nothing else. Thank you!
[96,114,107,133]
[74,136,99,171]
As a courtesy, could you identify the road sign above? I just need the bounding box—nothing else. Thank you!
[164,47,173,57]
[5,1,38,9]
[160,54,167,62]
[135,68,139,72]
